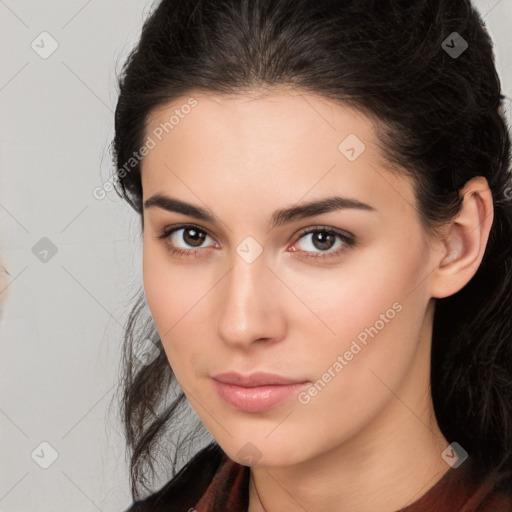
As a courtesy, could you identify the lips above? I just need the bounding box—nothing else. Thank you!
[211,372,310,412]
[211,371,308,387]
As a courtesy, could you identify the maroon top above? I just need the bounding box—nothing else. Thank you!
[125,443,512,511]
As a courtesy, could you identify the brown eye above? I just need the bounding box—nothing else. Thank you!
[181,227,207,247]
[157,224,215,256]
[291,227,355,260]
[309,231,337,251]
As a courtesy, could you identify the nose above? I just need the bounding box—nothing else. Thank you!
[216,248,286,349]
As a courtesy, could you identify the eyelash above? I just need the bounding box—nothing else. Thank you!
[156,223,355,261]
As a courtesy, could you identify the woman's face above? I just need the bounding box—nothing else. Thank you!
[141,88,442,467]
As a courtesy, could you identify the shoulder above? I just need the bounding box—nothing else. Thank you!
[122,442,227,512]
[448,459,512,511]
[472,467,512,511]
[398,457,512,512]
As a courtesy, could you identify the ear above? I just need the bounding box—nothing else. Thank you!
[429,176,494,299]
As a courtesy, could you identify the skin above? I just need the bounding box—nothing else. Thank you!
[0,261,7,315]
[140,87,493,512]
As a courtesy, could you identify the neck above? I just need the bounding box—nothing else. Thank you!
[249,407,448,512]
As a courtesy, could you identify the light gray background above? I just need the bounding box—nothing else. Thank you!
[0,1,511,511]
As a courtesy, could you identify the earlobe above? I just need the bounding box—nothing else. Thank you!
[429,177,494,299]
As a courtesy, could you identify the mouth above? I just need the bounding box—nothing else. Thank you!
[211,372,310,412]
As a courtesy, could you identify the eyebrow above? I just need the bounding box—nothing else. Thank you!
[144,193,376,229]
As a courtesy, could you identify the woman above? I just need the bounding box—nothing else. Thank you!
[113,0,512,510]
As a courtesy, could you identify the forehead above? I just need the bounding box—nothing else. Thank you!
[141,88,417,222]
[144,87,378,155]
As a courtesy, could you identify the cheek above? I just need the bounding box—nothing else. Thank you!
[143,237,205,325]
[289,235,427,342]
[142,242,218,383]
[290,239,430,423]
[142,245,193,353]
[293,298,425,444]
[294,279,417,396]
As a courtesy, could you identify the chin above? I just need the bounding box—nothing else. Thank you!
[217,435,312,468]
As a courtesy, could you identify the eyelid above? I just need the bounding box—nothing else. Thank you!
[157,222,355,258]
[157,223,354,241]
[292,225,355,243]
[156,223,218,246]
